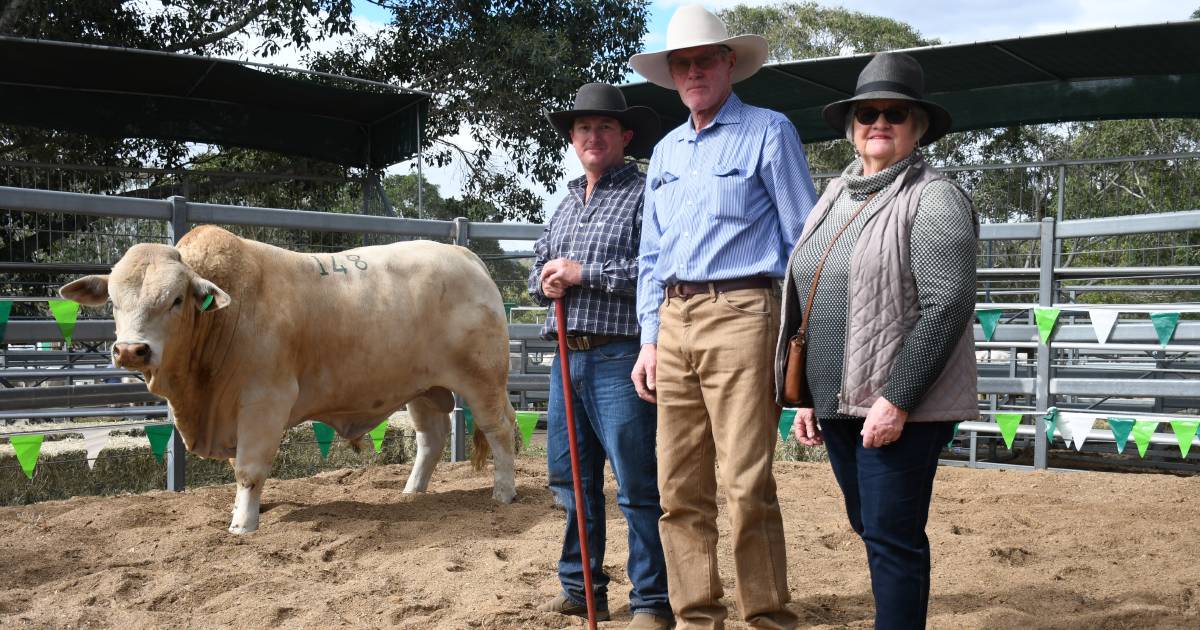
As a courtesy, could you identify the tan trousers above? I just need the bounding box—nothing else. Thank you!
[656,286,797,630]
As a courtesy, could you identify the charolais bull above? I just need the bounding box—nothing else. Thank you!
[60,225,517,533]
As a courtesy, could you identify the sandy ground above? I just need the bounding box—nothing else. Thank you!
[0,456,1197,629]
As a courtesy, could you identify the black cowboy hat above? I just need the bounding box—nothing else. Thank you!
[822,52,953,146]
[546,83,661,160]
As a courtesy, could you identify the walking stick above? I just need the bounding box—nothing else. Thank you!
[554,298,599,630]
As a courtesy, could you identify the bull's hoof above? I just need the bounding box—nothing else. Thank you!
[228,521,259,534]
[492,485,516,504]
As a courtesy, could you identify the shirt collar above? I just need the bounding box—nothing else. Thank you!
[678,92,744,142]
[567,161,639,193]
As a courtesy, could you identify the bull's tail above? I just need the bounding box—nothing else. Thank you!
[469,402,516,470]
[470,427,490,471]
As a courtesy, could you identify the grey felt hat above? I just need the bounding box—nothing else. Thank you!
[822,52,953,145]
[546,83,661,160]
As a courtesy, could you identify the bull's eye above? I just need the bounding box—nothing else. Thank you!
[172,296,182,308]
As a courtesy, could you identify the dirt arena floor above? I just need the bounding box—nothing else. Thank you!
[0,456,1197,629]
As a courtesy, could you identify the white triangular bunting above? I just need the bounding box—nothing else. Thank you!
[80,428,110,470]
[1058,412,1099,451]
[1089,309,1120,344]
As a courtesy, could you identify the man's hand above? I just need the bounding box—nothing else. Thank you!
[861,396,908,448]
[631,343,657,404]
[791,408,823,446]
[540,258,583,298]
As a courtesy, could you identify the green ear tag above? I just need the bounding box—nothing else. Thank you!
[200,294,214,311]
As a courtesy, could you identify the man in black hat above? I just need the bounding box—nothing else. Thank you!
[529,82,672,630]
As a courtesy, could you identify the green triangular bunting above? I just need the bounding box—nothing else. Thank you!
[1107,418,1135,455]
[1170,420,1199,458]
[947,422,960,448]
[778,408,797,442]
[1150,312,1180,347]
[10,434,44,479]
[0,300,11,343]
[976,309,1002,341]
[1132,420,1158,458]
[312,421,335,459]
[369,420,388,454]
[48,299,80,346]
[1043,407,1059,444]
[1034,307,1060,344]
[516,411,538,448]
[995,413,1023,449]
[143,424,174,464]
[463,407,474,435]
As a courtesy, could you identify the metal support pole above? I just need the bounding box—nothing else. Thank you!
[449,217,470,462]
[451,395,467,463]
[1054,164,1066,266]
[166,196,189,491]
[1033,217,1056,470]
[416,107,424,218]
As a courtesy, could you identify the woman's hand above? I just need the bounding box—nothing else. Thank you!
[791,408,823,446]
[861,397,908,448]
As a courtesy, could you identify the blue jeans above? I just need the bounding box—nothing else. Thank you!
[547,338,671,617]
[821,419,955,630]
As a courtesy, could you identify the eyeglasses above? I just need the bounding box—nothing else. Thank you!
[668,50,727,75]
[854,106,911,125]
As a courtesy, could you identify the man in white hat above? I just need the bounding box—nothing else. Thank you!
[629,4,817,629]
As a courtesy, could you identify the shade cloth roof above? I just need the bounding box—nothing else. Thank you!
[621,20,1200,143]
[0,36,429,168]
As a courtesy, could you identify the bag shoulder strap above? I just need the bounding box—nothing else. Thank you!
[797,192,878,336]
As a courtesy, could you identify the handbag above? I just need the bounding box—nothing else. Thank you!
[783,192,878,406]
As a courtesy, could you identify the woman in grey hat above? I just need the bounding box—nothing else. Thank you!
[773,52,978,629]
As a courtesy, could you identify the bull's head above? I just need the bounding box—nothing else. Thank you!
[59,243,230,371]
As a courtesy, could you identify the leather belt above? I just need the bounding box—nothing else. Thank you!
[564,334,636,352]
[665,276,774,300]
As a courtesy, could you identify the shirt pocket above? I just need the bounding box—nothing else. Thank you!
[649,171,679,191]
[707,164,756,221]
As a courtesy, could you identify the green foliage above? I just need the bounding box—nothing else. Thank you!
[721,1,933,62]
[0,0,355,56]
[308,1,650,221]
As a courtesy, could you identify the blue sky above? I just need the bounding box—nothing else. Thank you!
[346,0,1196,217]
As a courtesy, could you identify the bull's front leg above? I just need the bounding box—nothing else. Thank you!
[229,434,280,534]
[227,392,293,534]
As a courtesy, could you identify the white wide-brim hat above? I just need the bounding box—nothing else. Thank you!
[628,4,768,90]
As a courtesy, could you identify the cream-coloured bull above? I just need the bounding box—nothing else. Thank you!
[60,225,517,533]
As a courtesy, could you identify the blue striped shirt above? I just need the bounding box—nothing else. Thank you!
[637,92,818,344]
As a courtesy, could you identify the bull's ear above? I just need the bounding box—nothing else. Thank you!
[191,276,231,311]
[59,275,110,306]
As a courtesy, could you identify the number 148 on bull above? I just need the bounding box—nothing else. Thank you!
[311,254,368,276]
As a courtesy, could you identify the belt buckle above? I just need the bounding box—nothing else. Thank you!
[568,335,590,351]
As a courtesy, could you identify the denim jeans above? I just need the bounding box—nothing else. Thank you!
[547,338,671,617]
[821,418,956,630]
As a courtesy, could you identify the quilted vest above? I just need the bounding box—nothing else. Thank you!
[774,156,980,421]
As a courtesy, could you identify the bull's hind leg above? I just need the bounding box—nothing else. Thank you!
[461,385,517,504]
[403,394,451,494]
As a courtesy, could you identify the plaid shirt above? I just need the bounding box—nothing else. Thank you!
[529,161,644,339]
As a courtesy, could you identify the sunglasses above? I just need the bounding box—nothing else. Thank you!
[667,49,728,75]
[854,106,911,125]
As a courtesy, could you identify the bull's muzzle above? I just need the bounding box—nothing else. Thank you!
[112,342,151,368]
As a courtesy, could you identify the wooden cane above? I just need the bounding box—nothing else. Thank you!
[554,298,598,630]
